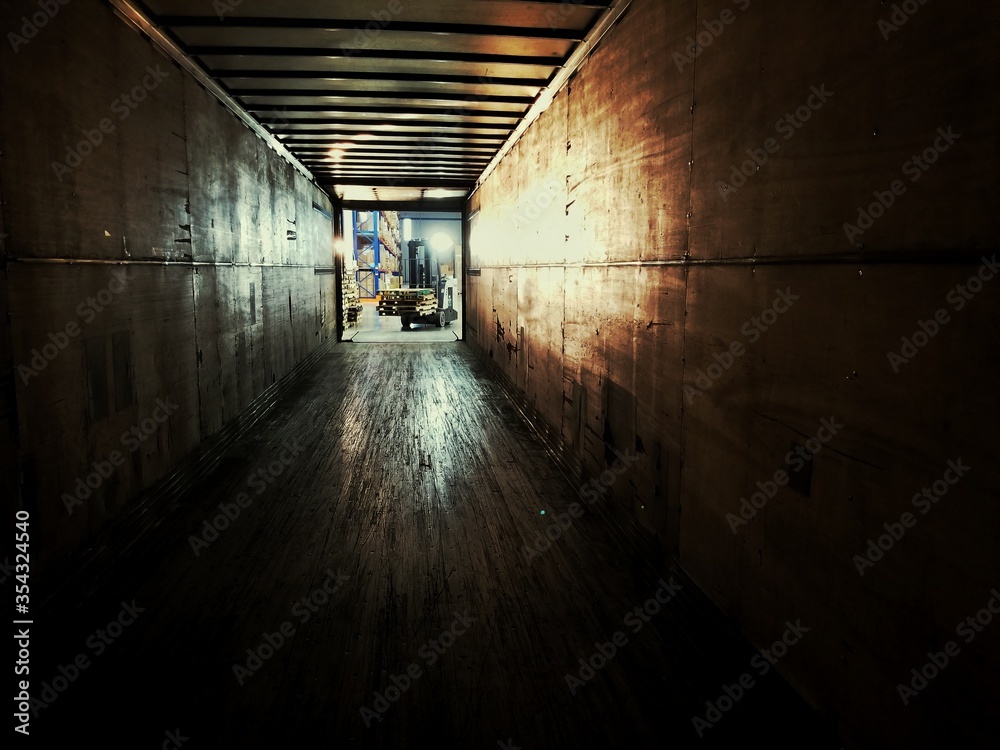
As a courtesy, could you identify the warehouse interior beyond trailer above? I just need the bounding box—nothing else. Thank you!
[341,210,464,342]
[1,1,997,749]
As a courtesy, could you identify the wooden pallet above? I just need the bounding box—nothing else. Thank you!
[380,288,435,300]
[377,288,437,317]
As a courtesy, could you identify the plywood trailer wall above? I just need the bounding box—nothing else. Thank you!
[465,1,999,747]
[0,0,337,580]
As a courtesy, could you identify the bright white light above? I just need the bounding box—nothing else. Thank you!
[430,232,454,253]
[334,239,348,256]
[327,143,350,162]
[425,189,454,199]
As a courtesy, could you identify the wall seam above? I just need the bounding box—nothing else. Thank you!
[676,0,701,562]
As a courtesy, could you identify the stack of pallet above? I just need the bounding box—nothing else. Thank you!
[377,288,436,318]
[342,261,363,328]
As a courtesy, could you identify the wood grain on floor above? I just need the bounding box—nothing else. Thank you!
[32,344,841,749]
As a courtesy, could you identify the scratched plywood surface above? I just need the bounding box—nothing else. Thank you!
[631,266,687,547]
[33,345,841,749]
[0,0,189,261]
[0,0,336,575]
[519,266,566,432]
[565,0,693,264]
[7,263,201,569]
[465,0,1000,746]
[679,263,1000,747]
[689,0,999,258]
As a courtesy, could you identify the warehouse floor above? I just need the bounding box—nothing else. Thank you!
[345,299,462,343]
[33,345,842,749]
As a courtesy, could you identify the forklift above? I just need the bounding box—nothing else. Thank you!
[377,238,459,330]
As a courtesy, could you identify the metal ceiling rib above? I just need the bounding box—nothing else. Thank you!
[130,0,618,206]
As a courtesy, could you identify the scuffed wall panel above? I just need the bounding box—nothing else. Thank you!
[0,0,189,261]
[519,266,565,431]
[0,0,336,576]
[566,6,691,265]
[632,266,686,547]
[679,263,1000,746]
[7,264,200,569]
[689,0,998,258]
[465,0,999,746]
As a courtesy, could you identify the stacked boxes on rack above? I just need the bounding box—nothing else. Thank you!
[342,257,363,328]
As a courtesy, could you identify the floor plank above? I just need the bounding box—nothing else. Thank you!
[32,344,841,749]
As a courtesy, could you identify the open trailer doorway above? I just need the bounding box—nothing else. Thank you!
[340,210,463,343]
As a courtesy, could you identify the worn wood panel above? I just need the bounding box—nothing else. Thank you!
[596,266,640,516]
[679,262,1000,748]
[566,0,692,264]
[509,90,568,266]
[488,266,520,378]
[1,1,139,259]
[465,0,999,745]
[689,0,999,258]
[8,263,200,571]
[561,266,612,480]
[0,0,189,261]
[0,0,336,577]
[518,266,565,431]
[631,266,687,547]
[187,75,245,266]
[193,267,231,438]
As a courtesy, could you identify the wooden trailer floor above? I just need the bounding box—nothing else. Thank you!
[33,344,842,749]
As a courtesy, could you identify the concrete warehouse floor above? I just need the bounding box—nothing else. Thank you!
[345,299,461,343]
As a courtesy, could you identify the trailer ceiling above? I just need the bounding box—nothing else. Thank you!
[133,0,614,205]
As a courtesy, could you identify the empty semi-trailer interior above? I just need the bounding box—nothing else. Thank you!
[2,0,998,747]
